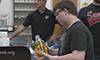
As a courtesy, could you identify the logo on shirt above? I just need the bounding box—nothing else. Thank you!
[87,11,100,26]
[45,16,49,20]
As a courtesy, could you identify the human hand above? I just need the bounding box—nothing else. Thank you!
[8,36,12,40]
[49,35,57,42]
[46,46,52,54]
[37,51,57,60]
[46,46,58,55]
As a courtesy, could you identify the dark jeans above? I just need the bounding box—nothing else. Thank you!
[95,55,100,60]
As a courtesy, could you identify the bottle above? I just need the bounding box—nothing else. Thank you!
[34,35,48,58]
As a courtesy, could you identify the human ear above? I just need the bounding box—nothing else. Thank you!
[64,8,68,15]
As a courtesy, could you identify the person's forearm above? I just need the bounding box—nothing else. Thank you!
[49,26,65,42]
[10,25,25,39]
[54,26,65,37]
[55,54,81,60]
[54,50,85,60]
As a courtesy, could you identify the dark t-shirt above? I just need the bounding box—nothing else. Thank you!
[58,21,94,60]
[78,3,100,55]
[23,8,60,41]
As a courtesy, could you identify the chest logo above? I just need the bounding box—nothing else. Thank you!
[45,16,49,20]
[87,11,100,26]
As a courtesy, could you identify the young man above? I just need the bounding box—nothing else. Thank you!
[9,0,64,42]
[38,0,94,60]
[78,0,100,60]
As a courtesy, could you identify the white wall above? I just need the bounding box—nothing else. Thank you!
[46,0,53,11]
[46,0,93,12]
[77,0,93,12]
[0,0,14,26]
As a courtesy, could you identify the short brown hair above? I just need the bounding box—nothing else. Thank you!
[53,0,77,16]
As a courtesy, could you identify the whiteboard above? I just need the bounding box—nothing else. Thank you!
[0,0,14,27]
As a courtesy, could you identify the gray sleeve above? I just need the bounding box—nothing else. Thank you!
[70,30,87,51]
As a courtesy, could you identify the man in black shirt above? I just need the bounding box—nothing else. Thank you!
[9,0,64,42]
[78,0,100,60]
[37,0,94,60]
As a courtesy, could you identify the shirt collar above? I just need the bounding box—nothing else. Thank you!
[37,8,48,15]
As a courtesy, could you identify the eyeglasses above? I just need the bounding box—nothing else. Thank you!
[55,9,63,17]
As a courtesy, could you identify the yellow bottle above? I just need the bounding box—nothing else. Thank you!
[35,35,48,58]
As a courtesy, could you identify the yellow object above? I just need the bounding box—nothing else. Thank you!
[82,3,89,8]
[35,35,48,58]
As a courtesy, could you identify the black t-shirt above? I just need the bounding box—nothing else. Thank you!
[78,3,100,55]
[58,21,94,60]
[23,8,60,41]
